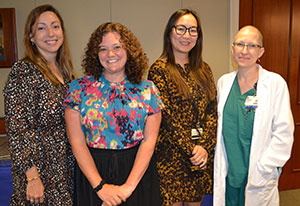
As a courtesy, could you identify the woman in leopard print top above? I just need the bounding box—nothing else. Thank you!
[148,9,217,206]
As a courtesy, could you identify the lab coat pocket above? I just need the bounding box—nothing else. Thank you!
[247,165,280,206]
[249,164,279,188]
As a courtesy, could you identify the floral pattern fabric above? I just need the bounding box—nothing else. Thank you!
[63,74,164,150]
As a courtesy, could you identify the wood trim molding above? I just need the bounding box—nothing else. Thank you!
[0,117,6,134]
[239,0,253,27]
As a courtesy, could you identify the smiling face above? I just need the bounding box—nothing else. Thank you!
[98,31,127,82]
[30,11,63,60]
[232,26,265,69]
[170,14,198,59]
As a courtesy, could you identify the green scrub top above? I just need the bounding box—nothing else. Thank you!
[223,76,256,205]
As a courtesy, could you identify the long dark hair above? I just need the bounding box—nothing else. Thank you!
[160,9,215,100]
[23,4,76,86]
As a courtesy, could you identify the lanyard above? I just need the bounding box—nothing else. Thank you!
[190,93,204,138]
[176,64,203,137]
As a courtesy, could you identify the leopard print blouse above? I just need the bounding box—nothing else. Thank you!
[148,59,217,205]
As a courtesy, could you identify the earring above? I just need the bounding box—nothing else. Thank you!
[257,58,261,62]
[31,41,35,46]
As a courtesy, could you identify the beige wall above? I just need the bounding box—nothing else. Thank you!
[0,0,238,117]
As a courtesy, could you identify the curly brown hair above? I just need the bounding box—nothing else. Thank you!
[82,22,148,84]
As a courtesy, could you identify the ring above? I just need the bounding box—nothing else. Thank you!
[30,199,34,203]
[202,158,205,161]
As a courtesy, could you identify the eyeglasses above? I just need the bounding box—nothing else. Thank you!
[172,25,198,37]
[233,42,262,50]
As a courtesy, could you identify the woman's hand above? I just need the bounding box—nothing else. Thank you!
[118,183,135,200]
[190,145,208,169]
[98,184,126,206]
[66,108,125,205]
[26,177,44,204]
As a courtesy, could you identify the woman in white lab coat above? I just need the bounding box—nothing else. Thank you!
[214,25,294,206]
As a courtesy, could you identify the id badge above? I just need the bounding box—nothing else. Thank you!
[191,128,203,140]
[244,95,258,109]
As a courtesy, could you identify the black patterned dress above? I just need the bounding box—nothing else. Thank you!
[3,61,75,206]
[148,59,217,205]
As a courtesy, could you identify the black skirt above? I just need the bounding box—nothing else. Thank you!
[74,145,162,206]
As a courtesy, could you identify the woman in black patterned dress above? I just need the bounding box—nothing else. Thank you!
[3,5,77,205]
[148,9,217,206]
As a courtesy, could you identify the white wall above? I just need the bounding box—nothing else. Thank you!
[0,0,238,117]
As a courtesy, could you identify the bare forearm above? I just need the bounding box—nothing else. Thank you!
[65,108,102,188]
[124,112,161,191]
[124,140,155,190]
[69,130,126,204]
[72,143,102,188]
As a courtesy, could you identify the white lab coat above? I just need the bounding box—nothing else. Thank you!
[214,65,294,206]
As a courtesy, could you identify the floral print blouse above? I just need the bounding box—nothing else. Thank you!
[63,74,164,150]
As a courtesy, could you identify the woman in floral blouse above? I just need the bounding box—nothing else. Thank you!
[64,22,164,206]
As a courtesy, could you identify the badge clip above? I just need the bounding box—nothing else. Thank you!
[191,128,203,140]
[244,95,258,109]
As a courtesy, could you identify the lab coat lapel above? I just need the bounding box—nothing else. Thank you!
[249,65,269,169]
